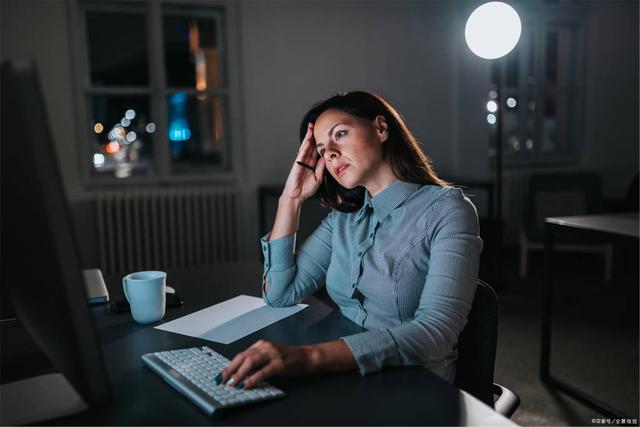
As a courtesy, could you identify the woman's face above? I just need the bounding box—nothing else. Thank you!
[313,109,389,190]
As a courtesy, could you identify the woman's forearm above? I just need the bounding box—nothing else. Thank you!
[269,196,303,241]
[264,197,303,293]
[305,340,357,373]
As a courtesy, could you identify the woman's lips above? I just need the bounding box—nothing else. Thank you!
[336,164,349,176]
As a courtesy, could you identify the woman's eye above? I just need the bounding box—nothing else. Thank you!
[319,148,325,156]
[335,130,346,140]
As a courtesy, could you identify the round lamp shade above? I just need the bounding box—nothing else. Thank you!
[465,2,522,60]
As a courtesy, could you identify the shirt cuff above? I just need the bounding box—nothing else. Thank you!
[260,232,296,272]
[340,329,400,375]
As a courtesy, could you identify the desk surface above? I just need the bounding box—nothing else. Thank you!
[48,263,513,426]
[546,212,639,238]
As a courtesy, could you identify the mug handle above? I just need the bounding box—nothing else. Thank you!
[122,277,130,303]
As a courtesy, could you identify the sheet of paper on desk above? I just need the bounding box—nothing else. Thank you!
[154,295,307,344]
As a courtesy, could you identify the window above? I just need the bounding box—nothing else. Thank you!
[72,1,240,183]
[488,4,585,167]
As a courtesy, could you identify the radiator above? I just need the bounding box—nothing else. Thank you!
[96,189,239,274]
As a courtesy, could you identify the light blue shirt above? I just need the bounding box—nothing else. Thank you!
[260,180,482,382]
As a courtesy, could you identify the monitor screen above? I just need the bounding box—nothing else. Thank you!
[0,59,111,408]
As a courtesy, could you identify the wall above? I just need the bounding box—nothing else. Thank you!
[238,0,474,254]
[2,0,637,261]
[0,0,84,198]
[583,0,639,197]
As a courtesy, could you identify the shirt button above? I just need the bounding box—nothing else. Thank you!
[352,283,356,288]
[263,245,267,250]
[357,251,362,256]
[369,233,374,238]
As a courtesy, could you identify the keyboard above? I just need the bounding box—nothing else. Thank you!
[141,346,285,416]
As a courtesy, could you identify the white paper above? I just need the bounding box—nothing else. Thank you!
[154,295,307,344]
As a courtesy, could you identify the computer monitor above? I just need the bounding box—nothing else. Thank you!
[0,59,111,421]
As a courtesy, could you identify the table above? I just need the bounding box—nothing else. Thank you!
[541,212,639,419]
[7,262,514,425]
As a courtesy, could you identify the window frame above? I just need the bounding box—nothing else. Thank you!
[68,0,244,188]
[490,2,587,170]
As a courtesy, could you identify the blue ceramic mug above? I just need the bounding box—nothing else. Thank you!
[122,271,166,324]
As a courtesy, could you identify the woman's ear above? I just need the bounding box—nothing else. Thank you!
[374,115,389,143]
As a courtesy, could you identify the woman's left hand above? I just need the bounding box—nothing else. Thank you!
[217,340,314,389]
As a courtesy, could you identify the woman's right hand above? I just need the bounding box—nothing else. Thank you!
[281,122,326,202]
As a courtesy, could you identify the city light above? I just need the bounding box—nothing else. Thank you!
[106,141,120,154]
[169,126,191,142]
[168,93,191,142]
[126,131,137,142]
[125,109,136,120]
[94,122,104,133]
[487,114,497,124]
[120,118,131,127]
[486,100,498,113]
[506,97,517,108]
[146,122,156,133]
[93,153,105,167]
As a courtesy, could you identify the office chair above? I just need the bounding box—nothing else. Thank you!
[455,279,520,418]
[519,172,613,280]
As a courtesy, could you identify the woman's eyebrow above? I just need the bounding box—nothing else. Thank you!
[316,122,344,148]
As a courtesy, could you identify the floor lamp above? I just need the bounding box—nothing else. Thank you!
[465,1,521,286]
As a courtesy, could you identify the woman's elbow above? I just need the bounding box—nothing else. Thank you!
[411,321,460,365]
[262,292,295,307]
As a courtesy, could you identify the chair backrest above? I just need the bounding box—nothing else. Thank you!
[455,279,499,407]
[524,172,603,238]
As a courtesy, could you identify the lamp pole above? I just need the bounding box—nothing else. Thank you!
[465,1,521,288]
[492,61,503,223]
[465,0,521,222]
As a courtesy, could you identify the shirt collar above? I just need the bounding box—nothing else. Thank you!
[358,180,422,222]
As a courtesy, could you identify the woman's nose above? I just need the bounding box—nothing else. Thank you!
[325,145,339,159]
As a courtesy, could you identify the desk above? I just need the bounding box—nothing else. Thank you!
[35,263,514,425]
[541,212,639,419]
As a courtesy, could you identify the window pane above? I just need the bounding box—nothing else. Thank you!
[545,28,577,89]
[86,11,149,86]
[544,32,558,86]
[163,14,222,89]
[502,111,528,160]
[542,94,578,157]
[542,95,557,153]
[505,48,519,88]
[90,95,155,178]
[167,92,227,173]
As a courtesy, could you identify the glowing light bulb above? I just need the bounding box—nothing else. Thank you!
[465,2,522,59]
[487,100,498,113]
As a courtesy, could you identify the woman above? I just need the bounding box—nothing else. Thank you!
[217,91,482,390]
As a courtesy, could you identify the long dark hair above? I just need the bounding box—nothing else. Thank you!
[299,90,447,212]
